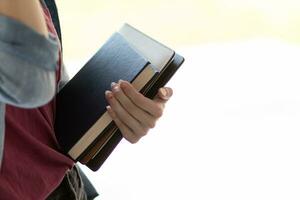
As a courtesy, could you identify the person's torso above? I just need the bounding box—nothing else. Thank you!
[0,3,74,200]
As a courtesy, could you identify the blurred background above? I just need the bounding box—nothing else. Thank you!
[56,1,300,199]
[57,0,300,61]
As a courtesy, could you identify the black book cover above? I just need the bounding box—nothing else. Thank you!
[55,33,149,155]
[85,53,185,171]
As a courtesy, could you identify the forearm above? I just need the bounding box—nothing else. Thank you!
[0,0,48,37]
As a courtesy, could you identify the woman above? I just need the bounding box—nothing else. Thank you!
[0,0,173,199]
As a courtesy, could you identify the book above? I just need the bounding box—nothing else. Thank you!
[54,24,184,171]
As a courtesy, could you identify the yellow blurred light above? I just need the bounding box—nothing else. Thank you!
[56,0,300,60]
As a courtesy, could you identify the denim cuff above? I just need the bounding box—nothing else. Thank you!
[0,15,59,71]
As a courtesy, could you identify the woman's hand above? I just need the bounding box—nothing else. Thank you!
[105,80,173,143]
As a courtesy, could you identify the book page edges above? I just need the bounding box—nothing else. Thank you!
[119,24,174,71]
[68,64,157,160]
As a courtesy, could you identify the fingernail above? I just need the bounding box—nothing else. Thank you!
[106,106,113,116]
[119,79,127,89]
[105,90,113,99]
[111,82,120,92]
[160,88,168,97]
[111,82,117,88]
[106,105,115,118]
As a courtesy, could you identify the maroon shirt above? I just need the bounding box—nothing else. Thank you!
[0,5,74,200]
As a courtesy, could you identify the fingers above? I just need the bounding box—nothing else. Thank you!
[111,82,157,128]
[119,80,163,118]
[105,90,148,142]
[105,80,173,144]
[106,105,140,144]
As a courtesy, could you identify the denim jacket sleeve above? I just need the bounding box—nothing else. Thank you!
[0,15,59,108]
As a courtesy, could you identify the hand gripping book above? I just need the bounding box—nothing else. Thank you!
[54,24,184,171]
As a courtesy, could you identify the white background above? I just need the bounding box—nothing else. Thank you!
[66,39,300,200]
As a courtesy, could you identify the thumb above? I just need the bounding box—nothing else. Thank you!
[155,87,173,102]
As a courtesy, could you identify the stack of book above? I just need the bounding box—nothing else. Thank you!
[54,24,185,171]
